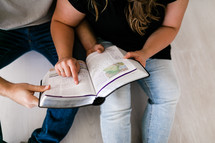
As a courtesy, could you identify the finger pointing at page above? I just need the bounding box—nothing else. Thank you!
[55,57,80,84]
[69,59,80,85]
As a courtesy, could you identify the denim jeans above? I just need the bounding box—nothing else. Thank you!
[0,22,81,143]
[99,41,180,143]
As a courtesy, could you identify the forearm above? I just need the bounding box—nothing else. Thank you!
[0,77,13,97]
[76,20,97,51]
[141,26,179,59]
[142,0,188,59]
[51,20,75,60]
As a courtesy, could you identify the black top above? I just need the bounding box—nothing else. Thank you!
[69,0,176,59]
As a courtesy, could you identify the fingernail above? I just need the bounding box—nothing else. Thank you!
[45,85,50,89]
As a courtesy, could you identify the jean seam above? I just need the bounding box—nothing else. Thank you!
[144,79,153,143]
[138,79,153,143]
[146,104,153,143]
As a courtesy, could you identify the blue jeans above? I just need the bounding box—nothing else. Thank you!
[99,41,180,143]
[0,22,80,142]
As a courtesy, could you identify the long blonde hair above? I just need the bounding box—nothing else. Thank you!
[89,0,164,36]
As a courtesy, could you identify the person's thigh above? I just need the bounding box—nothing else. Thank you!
[29,23,82,143]
[137,59,180,143]
[0,29,29,69]
[100,84,131,143]
[98,39,132,143]
[138,59,180,103]
[30,22,58,65]
[32,22,87,65]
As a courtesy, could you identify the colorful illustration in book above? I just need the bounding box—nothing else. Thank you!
[103,62,128,78]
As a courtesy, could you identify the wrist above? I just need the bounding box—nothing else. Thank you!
[58,56,73,61]
[0,79,14,98]
[57,50,73,61]
[139,48,151,60]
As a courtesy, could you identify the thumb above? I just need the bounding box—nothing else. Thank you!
[94,44,104,53]
[124,52,136,59]
[27,84,50,92]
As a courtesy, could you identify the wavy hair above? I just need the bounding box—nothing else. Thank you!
[89,0,164,36]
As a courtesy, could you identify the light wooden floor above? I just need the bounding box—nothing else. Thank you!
[0,0,215,142]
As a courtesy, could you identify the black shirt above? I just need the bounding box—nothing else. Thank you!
[69,0,176,59]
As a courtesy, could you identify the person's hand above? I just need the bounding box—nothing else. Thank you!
[124,50,149,67]
[6,83,50,108]
[55,57,80,84]
[86,44,104,56]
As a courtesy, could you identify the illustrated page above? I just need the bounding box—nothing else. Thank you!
[86,46,136,94]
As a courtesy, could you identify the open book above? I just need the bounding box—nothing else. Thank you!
[39,46,149,108]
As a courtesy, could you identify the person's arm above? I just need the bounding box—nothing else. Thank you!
[76,20,104,56]
[51,0,103,84]
[124,0,189,67]
[51,0,83,84]
[0,77,50,108]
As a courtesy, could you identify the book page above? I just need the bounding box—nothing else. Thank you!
[86,46,136,94]
[42,61,96,97]
[96,60,149,97]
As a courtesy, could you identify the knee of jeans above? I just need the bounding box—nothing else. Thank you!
[100,98,131,120]
[149,82,181,106]
[168,82,181,104]
[100,100,131,114]
[101,107,132,121]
